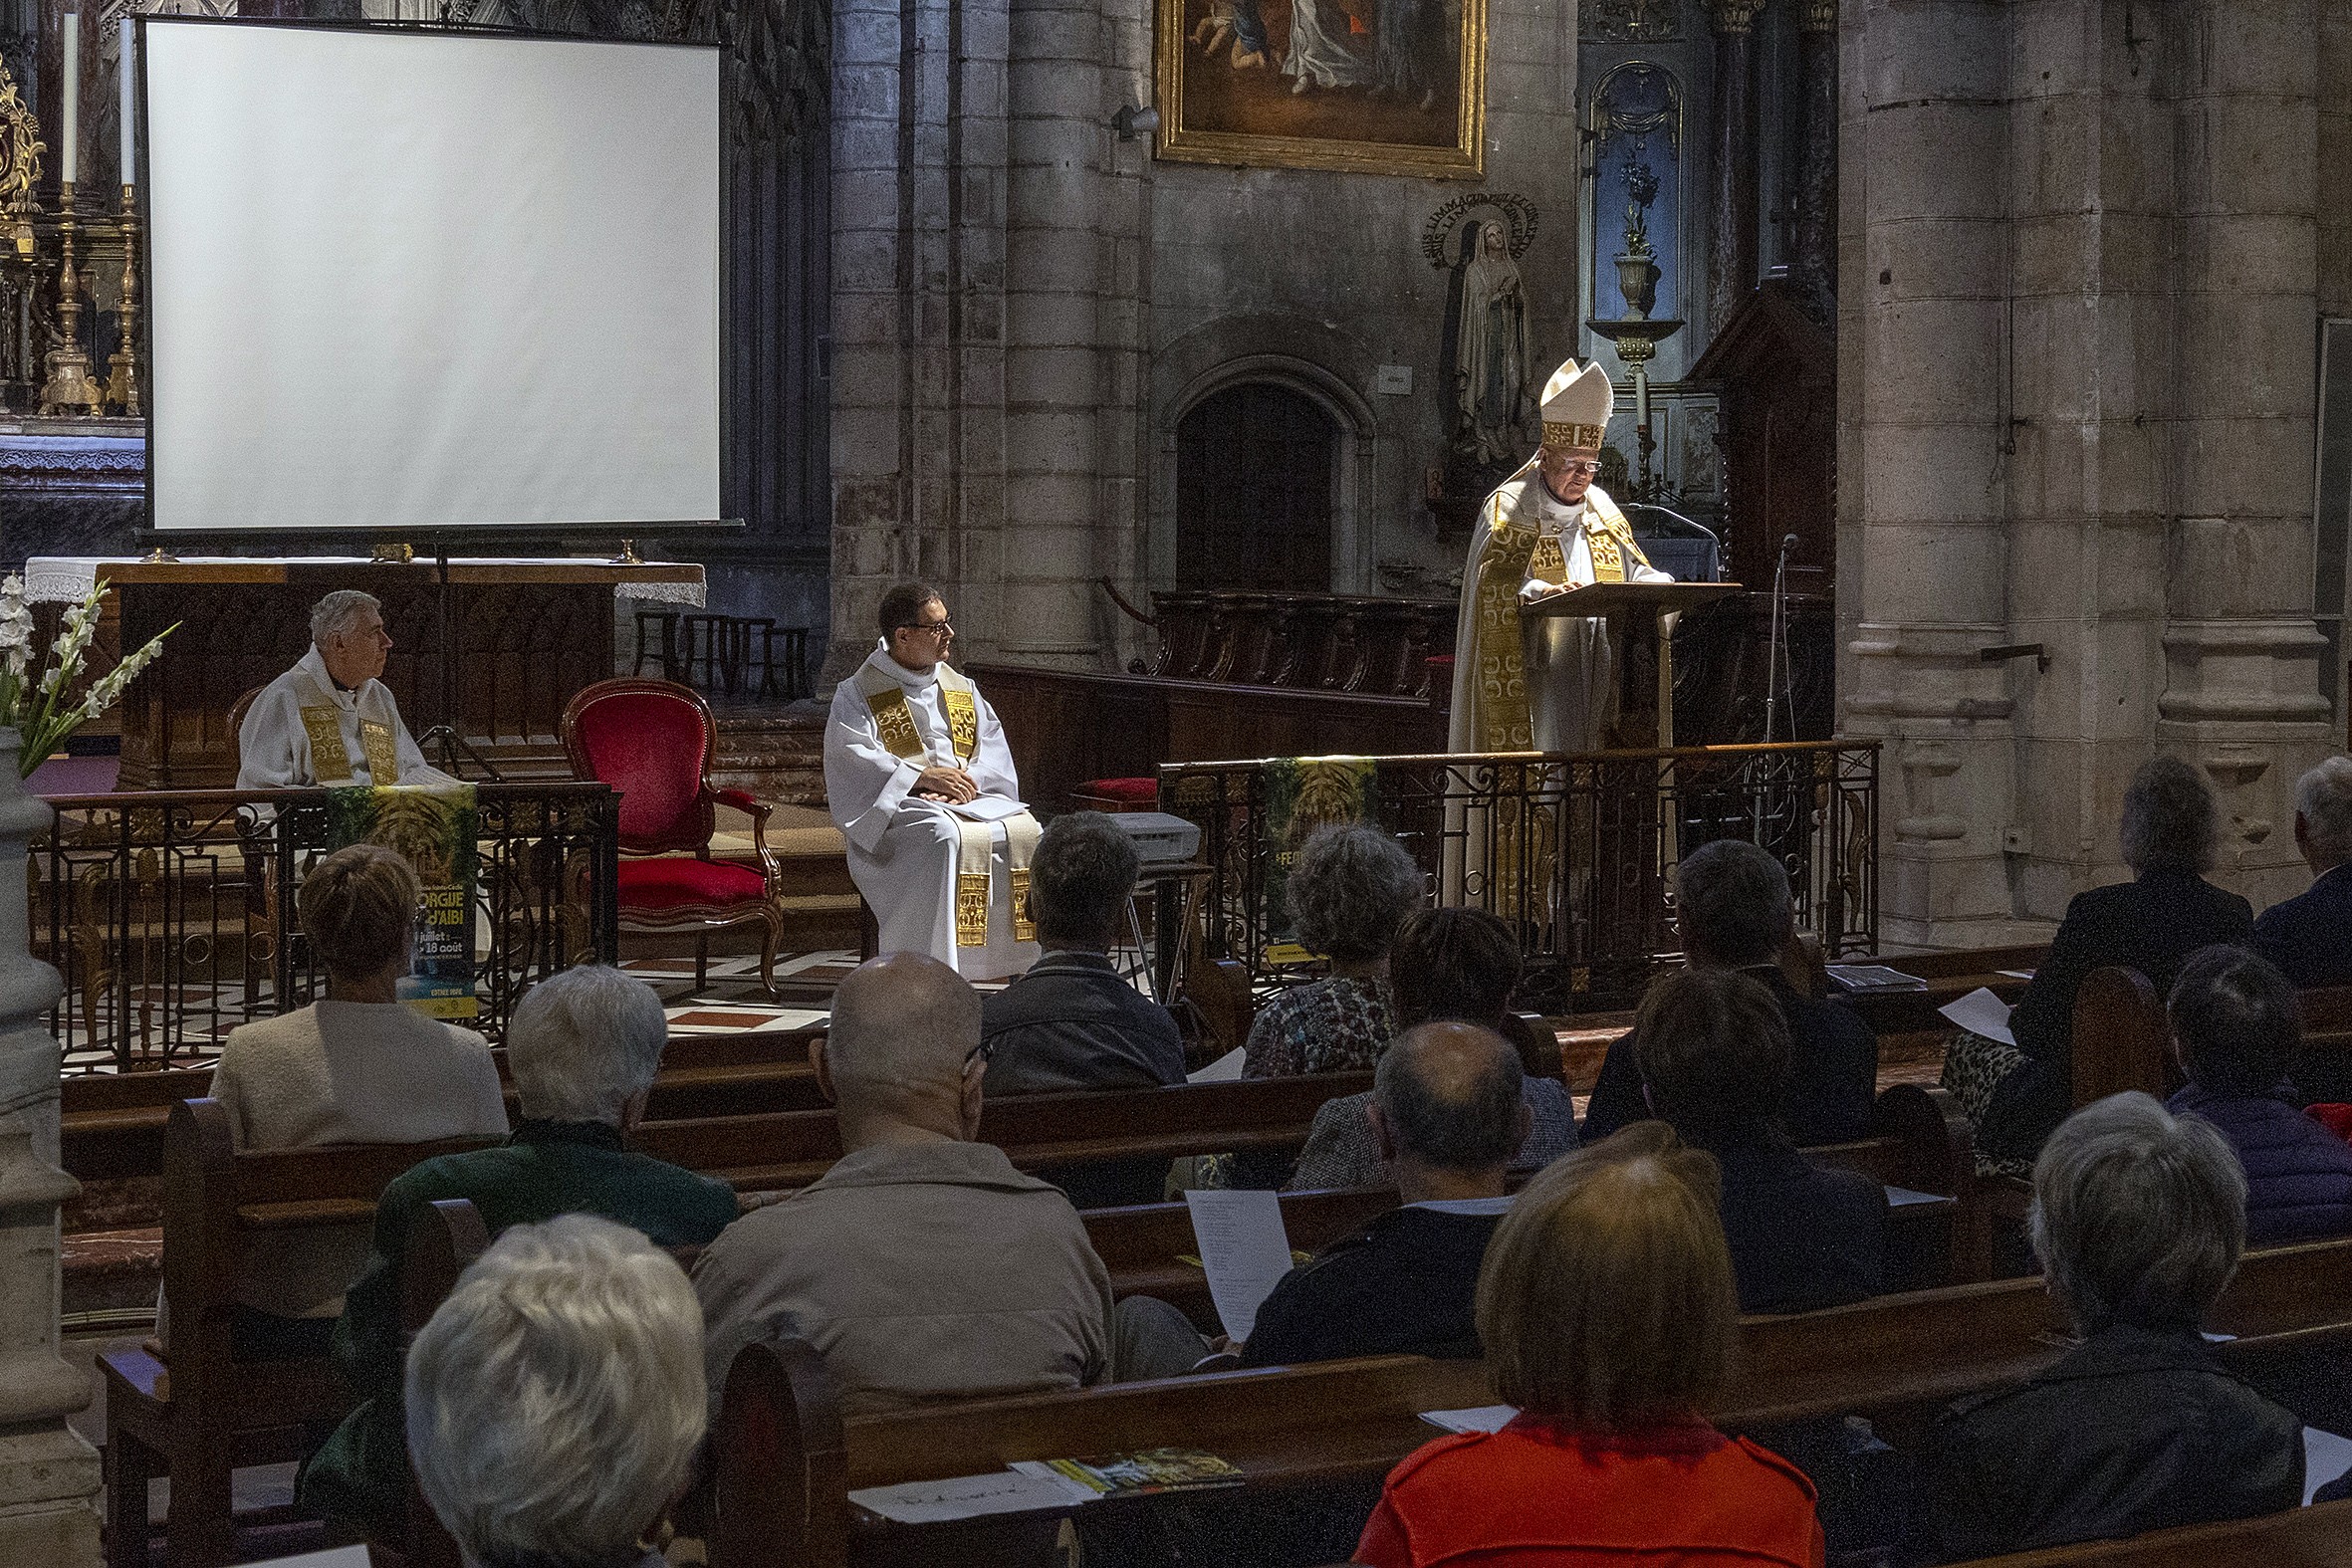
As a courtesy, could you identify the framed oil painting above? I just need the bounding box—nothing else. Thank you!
[1153,0,1487,177]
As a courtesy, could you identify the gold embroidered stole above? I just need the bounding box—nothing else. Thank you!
[295,678,399,784]
[860,663,979,766]
[1471,497,1540,755]
[1582,490,1650,585]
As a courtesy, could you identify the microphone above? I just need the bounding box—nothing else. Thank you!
[1778,533,1799,557]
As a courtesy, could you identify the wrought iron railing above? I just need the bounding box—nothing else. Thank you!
[37,784,620,1073]
[1161,741,1878,1010]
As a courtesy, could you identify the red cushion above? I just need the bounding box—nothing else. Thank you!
[569,688,714,852]
[1075,777,1159,802]
[618,857,767,913]
[1426,655,1455,669]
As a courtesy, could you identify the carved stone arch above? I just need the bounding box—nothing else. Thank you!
[1150,316,1404,601]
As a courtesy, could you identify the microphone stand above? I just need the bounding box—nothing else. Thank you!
[1754,533,1798,842]
[410,532,506,782]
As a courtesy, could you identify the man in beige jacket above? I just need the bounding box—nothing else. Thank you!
[693,953,1129,1412]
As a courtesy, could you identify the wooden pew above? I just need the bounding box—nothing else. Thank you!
[703,1233,2352,1568]
[395,1199,492,1568]
[629,1071,1378,1195]
[63,1025,829,1185]
[98,1101,500,1568]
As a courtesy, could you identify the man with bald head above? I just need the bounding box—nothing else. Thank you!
[1242,1022,1533,1366]
[691,953,1116,1412]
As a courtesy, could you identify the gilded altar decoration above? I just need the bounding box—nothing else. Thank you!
[0,62,43,258]
[1154,0,1486,176]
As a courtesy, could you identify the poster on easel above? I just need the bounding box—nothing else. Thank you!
[322,784,479,1020]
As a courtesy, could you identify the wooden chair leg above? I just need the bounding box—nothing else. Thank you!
[103,1428,154,1568]
[165,1436,236,1568]
[759,910,782,1000]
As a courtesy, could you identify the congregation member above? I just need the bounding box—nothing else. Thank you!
[1636,968,1886,1312]
[693,952,1130,1413]
[300,965,738,1538]
[1948,756,2253,1167]
[2166,944,2352,1242]
[1288,907,1573,1191]
[1244,1022,1529,1365]
[1923,1093,2302,1558]
[980,809,1184,1094]
[1584,837,1877,1147]
[237,588,458,788]
[405,1217,705,1568]
[1243,822,1420,1078]
[2252,754,2352,988]
[823,580,1040,979]
[201,844,507,1358]
[1354,1123,1824,1568]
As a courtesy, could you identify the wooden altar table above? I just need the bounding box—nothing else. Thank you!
[25,556,706,788]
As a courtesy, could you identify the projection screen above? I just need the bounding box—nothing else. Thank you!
[142,20,721,534]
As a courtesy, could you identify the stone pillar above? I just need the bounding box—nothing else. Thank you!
[0,733,98,1564]
[2155,0,2333,907]
[1786,0,1837,327]
[1838,0,2021,946]
[1705,0,1765,331]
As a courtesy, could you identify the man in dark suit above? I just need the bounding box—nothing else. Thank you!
[1583,838,1878,1148]
[1976,757,2253,1164]
[2251,755,2352,990]
[1242,1022,1529,1365]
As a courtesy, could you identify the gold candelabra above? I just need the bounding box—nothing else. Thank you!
[106,182,138,416]
[38,180,102,417]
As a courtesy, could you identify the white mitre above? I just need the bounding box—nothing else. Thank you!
[1539,358,1612,455]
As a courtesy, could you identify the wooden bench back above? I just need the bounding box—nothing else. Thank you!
[629,1070,1376,1192]
[704,1232,2352,1568]
[2068,966,2172,1107]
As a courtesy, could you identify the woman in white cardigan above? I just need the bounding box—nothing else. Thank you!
[203,842,509,1357]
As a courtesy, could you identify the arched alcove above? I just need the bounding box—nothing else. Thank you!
[1174,382,1339,592]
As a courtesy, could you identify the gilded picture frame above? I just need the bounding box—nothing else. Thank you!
[1154,0,1487,178]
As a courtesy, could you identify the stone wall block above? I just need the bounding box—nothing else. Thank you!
[1859,299,2005,421]
[1860,105,2009,223]
[2168,417,2318,521]
[2167,513,2320,617]
[1860,0,2007,103]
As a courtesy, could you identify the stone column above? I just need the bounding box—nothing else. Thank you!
[0,734,98,1564]
[2155,0,2333,907]
[992,0,1117,666]
[1786,0,1837,327]
[1705,0,1765,331]
[1837,0,2020,947]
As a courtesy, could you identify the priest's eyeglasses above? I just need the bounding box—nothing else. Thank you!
[1555,459,1601,477]
[900,618,955,639]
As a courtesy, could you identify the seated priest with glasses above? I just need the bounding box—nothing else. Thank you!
[824,581,1041,980]
[1447,357,1674,757]
[237,589,459,790]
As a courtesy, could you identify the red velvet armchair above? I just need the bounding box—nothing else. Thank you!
[560,678,785,995]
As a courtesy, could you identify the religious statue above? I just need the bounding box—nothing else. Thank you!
[1445,356,1673,756]
[1451,220,1538,468]
[238,589,460,789]
[823,580,1041,980]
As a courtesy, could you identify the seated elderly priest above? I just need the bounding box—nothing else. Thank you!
[237,589,459,789]
[824,580,1039,979]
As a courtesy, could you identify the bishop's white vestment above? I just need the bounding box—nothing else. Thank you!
[236,646,460,789]
[1446,472,1673,756]
[824,642,1042,980]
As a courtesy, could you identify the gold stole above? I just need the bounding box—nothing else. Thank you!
[1471,503,1540,755]
[296,685,398,784]
[858,662,1038,948]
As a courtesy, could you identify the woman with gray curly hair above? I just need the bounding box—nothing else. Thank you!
[406,1215,705,1568]
[1243,823,1425,1080]
[1922,1093,2301,1558]
[1943,755,2252,1168]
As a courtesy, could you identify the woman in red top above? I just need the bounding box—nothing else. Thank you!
[1355,1123,1825,1568]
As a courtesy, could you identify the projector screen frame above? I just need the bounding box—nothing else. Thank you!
[132,14,739,545]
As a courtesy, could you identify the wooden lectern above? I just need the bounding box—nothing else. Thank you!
[1522,580,1744,750]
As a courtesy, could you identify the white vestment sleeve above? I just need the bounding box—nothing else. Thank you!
[235,684,309,789]
[824,684,924,853]
[965,688,1022,802]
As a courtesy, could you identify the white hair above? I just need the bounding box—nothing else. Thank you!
[506,965,668,1123]
[310,588,382,646]
[2028,1091,2245,1334]
[2296,755,2352,856]
[405,1215,705,1568]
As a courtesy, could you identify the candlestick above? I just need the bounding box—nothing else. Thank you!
[59,11,78,187]
[118,17,132,186]
[106,182,137,414]
[39,181,101,415]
